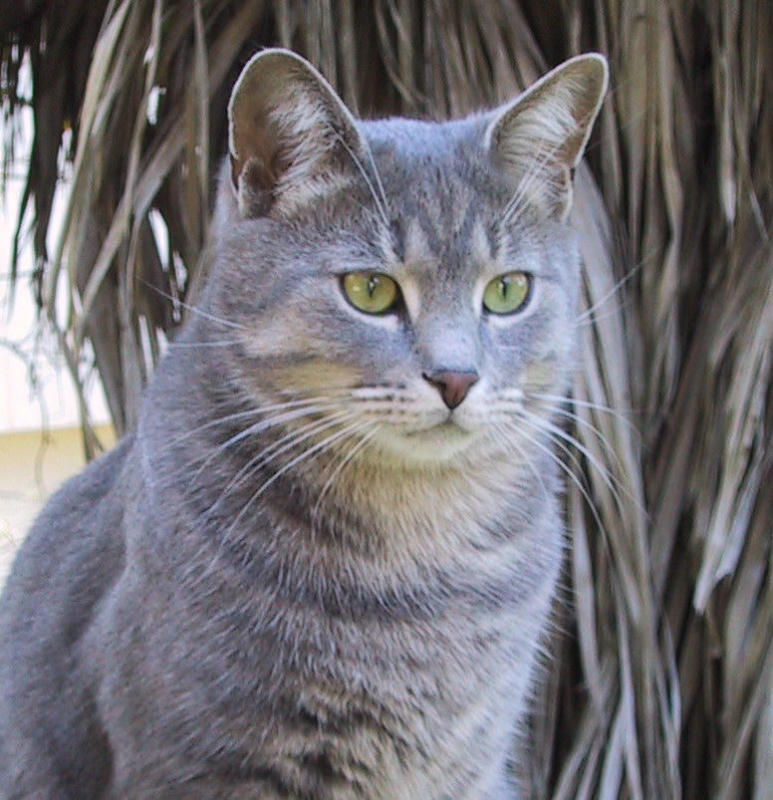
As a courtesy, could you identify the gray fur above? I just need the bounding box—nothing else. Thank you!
[0,50,607,799]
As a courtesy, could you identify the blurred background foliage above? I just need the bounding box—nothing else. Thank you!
[1,1,771,798]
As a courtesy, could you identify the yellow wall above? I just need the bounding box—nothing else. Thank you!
[0,424,116,586]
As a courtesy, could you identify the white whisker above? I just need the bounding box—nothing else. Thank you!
[500,139,564,226]
[165,407,264,448]
[311,422,382,526]
[225,418,374,538]
[533,400,627,467]
[522,410,625,500]
[511,416,607,537]
[363,142,391,220]
[179,402,341,482]
[204,409,353,509]
[521,408,638,514]
[140,279,248,331]
[492,422,550,501]
[575,247,659,324]
[165,397,339,452]
[530,391,638,425]
[576,302,630,328]
[330,128,391,229]
[166,339,243,349]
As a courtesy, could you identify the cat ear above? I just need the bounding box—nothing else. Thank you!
[228,49,367,218]
[486,53,608,220]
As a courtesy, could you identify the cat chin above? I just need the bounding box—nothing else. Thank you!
[371,421,485,466]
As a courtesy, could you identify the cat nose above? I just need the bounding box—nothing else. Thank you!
[422,369,479,410]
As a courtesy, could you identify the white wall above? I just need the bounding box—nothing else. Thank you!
[0,425,115,586]
[0,68,113,583]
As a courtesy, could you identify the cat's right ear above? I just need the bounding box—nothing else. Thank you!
[228,49,367,218]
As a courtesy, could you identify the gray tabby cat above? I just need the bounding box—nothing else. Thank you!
[0,49,607,799]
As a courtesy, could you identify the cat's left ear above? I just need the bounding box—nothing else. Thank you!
[486,54,608,220]
[228,48,369,218]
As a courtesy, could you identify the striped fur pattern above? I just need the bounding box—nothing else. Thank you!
[0,50,606,798]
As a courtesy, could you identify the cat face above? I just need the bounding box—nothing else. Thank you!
[207,50,606,468]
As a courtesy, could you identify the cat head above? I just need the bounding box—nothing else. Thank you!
[204,48,607,468]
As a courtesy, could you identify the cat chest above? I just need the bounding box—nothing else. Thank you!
[104,548,555,798]
[193,603,542,796]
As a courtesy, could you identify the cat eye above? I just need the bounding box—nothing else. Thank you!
[482,271,532,315]
[342,272,400,314]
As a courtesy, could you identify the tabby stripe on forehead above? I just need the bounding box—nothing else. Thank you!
[406,200,492,271]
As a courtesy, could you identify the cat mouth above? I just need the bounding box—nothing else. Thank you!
[402,417,469,438]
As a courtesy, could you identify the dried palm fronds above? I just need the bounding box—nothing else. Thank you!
[1,2,771,798]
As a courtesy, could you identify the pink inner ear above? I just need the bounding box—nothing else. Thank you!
[230,108,280,188]
[230,157,275,218]
[488,56,607,175]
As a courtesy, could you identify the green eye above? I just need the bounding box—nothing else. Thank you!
[482,271,532,315]
[342,272,399,314]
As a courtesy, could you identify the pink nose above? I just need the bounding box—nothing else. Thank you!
[422,370,479,410]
